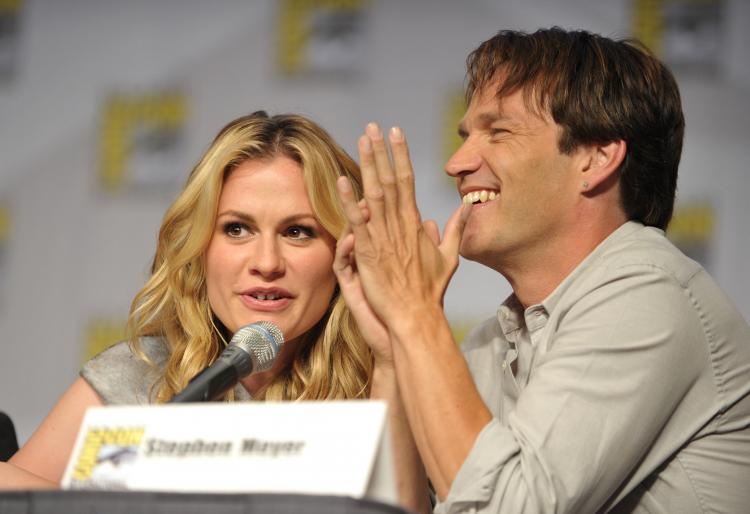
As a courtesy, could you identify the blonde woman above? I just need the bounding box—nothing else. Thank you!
[1,112,381,489]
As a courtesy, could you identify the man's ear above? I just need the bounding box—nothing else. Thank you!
[579,140,626,192]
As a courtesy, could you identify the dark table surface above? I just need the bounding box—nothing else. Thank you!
[0,490,412,514]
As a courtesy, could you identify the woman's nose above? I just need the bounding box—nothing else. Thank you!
[249,237,285,279]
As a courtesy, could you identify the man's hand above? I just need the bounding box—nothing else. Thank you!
[336,123,469,329]
[334,222,393,365]
[337,123,491,501]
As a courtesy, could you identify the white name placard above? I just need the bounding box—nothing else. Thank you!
[60,400,395,504]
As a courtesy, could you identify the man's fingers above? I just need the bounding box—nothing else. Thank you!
[337,176,371,245]
[358,198,371,223]
[439,203,471,265]
[389,126,420,223]
[366,123,400,225]
[333,229,356,276]
[358,134,386,225]
[422,220,440,246]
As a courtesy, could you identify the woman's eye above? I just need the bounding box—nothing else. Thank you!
[286,225,314,240]
[223,222,248,238]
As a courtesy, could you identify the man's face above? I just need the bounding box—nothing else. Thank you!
[446,85,583,272]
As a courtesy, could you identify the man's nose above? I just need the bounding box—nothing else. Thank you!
[445,138,483,178]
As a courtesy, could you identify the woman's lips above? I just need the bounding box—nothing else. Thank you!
[239,288,294,312]
[239,294,292,312]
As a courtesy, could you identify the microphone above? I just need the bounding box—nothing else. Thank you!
[0,411,19,461]
[169,321,284,403]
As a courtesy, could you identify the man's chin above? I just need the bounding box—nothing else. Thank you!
[459,238,483,263]
[459,237,505,271]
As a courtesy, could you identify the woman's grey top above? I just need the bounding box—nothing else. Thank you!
[80,337,252,404]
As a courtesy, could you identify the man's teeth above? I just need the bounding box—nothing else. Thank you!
[253,293,280,300]
[462,190,498,205]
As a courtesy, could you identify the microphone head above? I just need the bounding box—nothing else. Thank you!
[230,321,284,373]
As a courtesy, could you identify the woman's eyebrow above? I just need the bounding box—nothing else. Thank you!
[216,210,318,225]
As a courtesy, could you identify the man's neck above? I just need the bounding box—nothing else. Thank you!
[501,214,627,309]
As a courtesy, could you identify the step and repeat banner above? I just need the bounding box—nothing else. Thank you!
[0,0,747,443]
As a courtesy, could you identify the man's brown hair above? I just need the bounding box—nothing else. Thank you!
[466,27,685,229]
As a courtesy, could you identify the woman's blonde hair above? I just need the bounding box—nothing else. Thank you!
[126,111,371,402]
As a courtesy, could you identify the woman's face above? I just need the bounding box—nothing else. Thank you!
[205,156,337,347]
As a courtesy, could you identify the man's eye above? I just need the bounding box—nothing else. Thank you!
[286,225,314,240]
[223,222,248,238]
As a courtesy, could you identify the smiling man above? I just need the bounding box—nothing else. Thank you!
[336,28,750,513]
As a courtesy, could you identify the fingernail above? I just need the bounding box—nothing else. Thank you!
[359,134,372,151]
[338,176,352,192]
[389,126,403,141]
[365,122,381,138]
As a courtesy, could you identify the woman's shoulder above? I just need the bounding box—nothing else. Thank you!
[80,336,168,405]
[92,337,169,363]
